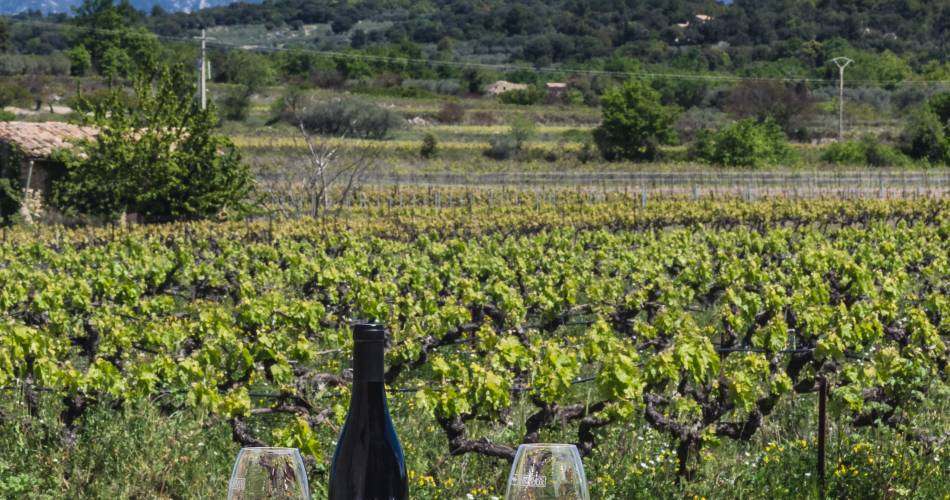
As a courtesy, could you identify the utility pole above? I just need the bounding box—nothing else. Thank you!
[831,57,853,142]
[195,29,214,110]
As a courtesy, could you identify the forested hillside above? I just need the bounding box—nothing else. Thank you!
[139,0,950,72]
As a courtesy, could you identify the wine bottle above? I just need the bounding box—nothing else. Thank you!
[329,322,408,500]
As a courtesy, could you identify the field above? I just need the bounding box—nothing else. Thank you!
[1,195,948,499]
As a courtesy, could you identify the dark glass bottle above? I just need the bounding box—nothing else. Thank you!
[328,322,408,500]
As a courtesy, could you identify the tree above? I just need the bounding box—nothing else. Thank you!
[593,80,678,161]
[901,93,950,164]
[215,51,276,122]
[99,46,131,87]
[724,80,814,135]
[52,65,252,222]
[257,96,380,218]
[71,0,158,77]
[65,46,92,76]
[690,118,791,168]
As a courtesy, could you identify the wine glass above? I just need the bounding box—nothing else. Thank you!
[505,444,590,500]
[227,447,311,500]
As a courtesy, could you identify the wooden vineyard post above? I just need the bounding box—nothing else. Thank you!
[817,376,828,498]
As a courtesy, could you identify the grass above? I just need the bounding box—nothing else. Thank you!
[2,385,946,499]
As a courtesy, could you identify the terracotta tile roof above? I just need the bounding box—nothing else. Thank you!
[0,121,98,158]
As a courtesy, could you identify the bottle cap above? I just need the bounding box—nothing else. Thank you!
[352,321,387,342]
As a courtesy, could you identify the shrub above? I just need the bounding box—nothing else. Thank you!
[220,90,251,121]
[593,80,678,161]
[823,137,910,167]
[420,133,438,159]
[498,86,545,105]
[436,100,465,124]
[350,85,436,99]
[402,79,461,95]
[0,82,30,108]
[469,111,501,125]
[690,118,791,168]
[292,97,402,139]
[821,141,865,165]
[483,136,517,160]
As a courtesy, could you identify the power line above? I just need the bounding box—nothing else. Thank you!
[6,18,950,87]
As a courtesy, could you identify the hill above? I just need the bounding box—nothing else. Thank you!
[142,0,950,72]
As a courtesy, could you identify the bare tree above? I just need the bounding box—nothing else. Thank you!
[724,80,815,135]
[256,96,381,218]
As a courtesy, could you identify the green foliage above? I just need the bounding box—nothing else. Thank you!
[290,97,402,139]
[483,136,518,160]
[0,81,29,108]
[99,46,132,84]
[822,137,910,167]
[51,65,252,221]
[509,115,537,147]
[0,401,234,498]
[484,116,538,160]
[497,85,545,105]
[70,0,159,78]
[64,46,92,77]
[419,133,438,159]
[901,92,950,164]
[0,54,70,76]
[215,50,276,94]
[593,80,678,161]
[0,198,948,496]
[651,77,708,109]
[691,118,791,168]
[220,89,251,122]
[0,178,20,225]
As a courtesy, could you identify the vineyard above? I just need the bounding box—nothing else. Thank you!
[1,197,948,498]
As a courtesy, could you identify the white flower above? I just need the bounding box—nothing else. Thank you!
[466,494,475,500]
[640,462,648,469]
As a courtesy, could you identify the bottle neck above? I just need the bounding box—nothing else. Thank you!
[352,340,385,384]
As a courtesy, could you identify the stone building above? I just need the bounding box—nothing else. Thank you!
[0,121,97,221]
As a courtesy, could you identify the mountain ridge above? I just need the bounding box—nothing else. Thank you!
[0,0,255,15]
